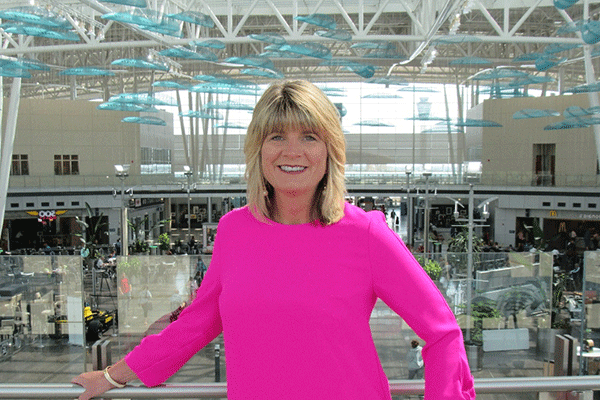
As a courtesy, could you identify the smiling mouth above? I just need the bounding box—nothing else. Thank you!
[279,165,307,172]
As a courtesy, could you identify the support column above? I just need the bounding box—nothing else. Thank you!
[583,46,600,171]
[207,197,212,223]
[0,78,22,237]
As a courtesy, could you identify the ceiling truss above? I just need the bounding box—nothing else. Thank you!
[0,0,598,99]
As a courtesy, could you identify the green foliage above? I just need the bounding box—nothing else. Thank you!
[132,240,149,254]
[423,259,442,280]
[75,202,108,259]
[118,256,142,279]
[523,218,545,250]
[468,299,501,345]
[447,228,484,253]
[447,228,484,276]
[551,272,571,330]
[158,232,170,252]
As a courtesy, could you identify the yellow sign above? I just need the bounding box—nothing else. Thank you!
[549,210,557,217]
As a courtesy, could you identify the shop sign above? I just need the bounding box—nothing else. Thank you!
[579,213,600,220]
[26,210,67,224]
[549,210,557,217]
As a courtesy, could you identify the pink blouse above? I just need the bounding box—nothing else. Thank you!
[125,202,475,399]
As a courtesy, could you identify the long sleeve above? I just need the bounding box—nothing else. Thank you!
[367,211,475,399]
[124,231,224,387]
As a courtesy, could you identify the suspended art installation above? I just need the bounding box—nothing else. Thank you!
[204,101,255,111]
[278,43,332,60]
[351,41,395,50]
[248,32,286,45]
[362,93,403,99]
[261,45,303,58]
[189,83,260,96]
[363,48,405,60]
[167,11,214,27]
[122,116,166,126]
[193,75,257,87]
[319,59,377,78]
[453,119,502,127]
[1,23,80,41]
[294,14,336,30]
[333,103,347,117]
[100,0,147,7]
[449,56,492,66]
[152,81,190,90]
[317,86,346,97]
[535,55,566,71]
[470,68,530,80]
[509,75,555,87]
[0,6,71,30]
[581,21,600,45]
[224,55,275,70]
[431,34,481,44]
[553,0,580,10]
[544,117,600,130]
[512,109,560,119]
[215,123,248,129]
[364,77,408,86]
[397,86,438,93]
[556,20,585,35]
[111,58,169,72]
[189,39,226,49]
[109,93,177,106]
[0,58,50,71]
[97,102,159,112]
[563,82,600,94]
[0,68,31,78]
[543,42,580,54]
[354,120,394,127]
[158,47,218,62]
[315,29,352,42]
[59,67,115,76]
[563,106,600,118]
[102,9,181,37]
[240,68,284,79]
[180,110,223,120]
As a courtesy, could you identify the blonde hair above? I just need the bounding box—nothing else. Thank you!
[244,80,346,225]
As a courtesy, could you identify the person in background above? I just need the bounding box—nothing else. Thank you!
[72,80,475,400]
[407,339,425,380]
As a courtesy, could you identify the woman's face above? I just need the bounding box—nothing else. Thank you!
[261,128,327,201]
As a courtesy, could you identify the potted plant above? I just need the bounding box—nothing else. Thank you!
[537,272,571,358]
[462,297,501,371]
[447,228,484,276]
[75,202,109,268]
[423,259,442,281]
[158,232,170,254]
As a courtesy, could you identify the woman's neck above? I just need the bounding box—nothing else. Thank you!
[272,191,314,224]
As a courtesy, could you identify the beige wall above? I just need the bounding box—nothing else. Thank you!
[6,99,173,187]
[477,93,599,185]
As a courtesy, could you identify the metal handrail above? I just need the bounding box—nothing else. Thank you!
[0,376,599,398]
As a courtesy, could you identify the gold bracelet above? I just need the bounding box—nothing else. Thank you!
[103,366,126,388]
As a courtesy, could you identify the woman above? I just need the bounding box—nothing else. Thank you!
[72,80,475,399]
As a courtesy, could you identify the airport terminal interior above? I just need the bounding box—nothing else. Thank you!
[2,0,600,398]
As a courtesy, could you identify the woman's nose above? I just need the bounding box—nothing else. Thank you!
[281,138,303,156]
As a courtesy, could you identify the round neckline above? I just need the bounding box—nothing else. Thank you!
[244,203,350,228]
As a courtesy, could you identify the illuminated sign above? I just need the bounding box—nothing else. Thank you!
[26,210,67,224]
[549,210,557,217]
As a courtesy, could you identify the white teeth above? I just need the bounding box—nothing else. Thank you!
[280,165,306,172]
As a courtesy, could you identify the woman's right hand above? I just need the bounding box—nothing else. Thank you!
[71,370,115,400]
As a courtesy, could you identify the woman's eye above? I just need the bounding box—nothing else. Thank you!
[269,135,283,141]
[304,135,318,141]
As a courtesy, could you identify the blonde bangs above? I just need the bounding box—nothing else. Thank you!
[244,80,347,225]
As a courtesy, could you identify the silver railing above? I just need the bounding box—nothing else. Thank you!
[0,376,599,398]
